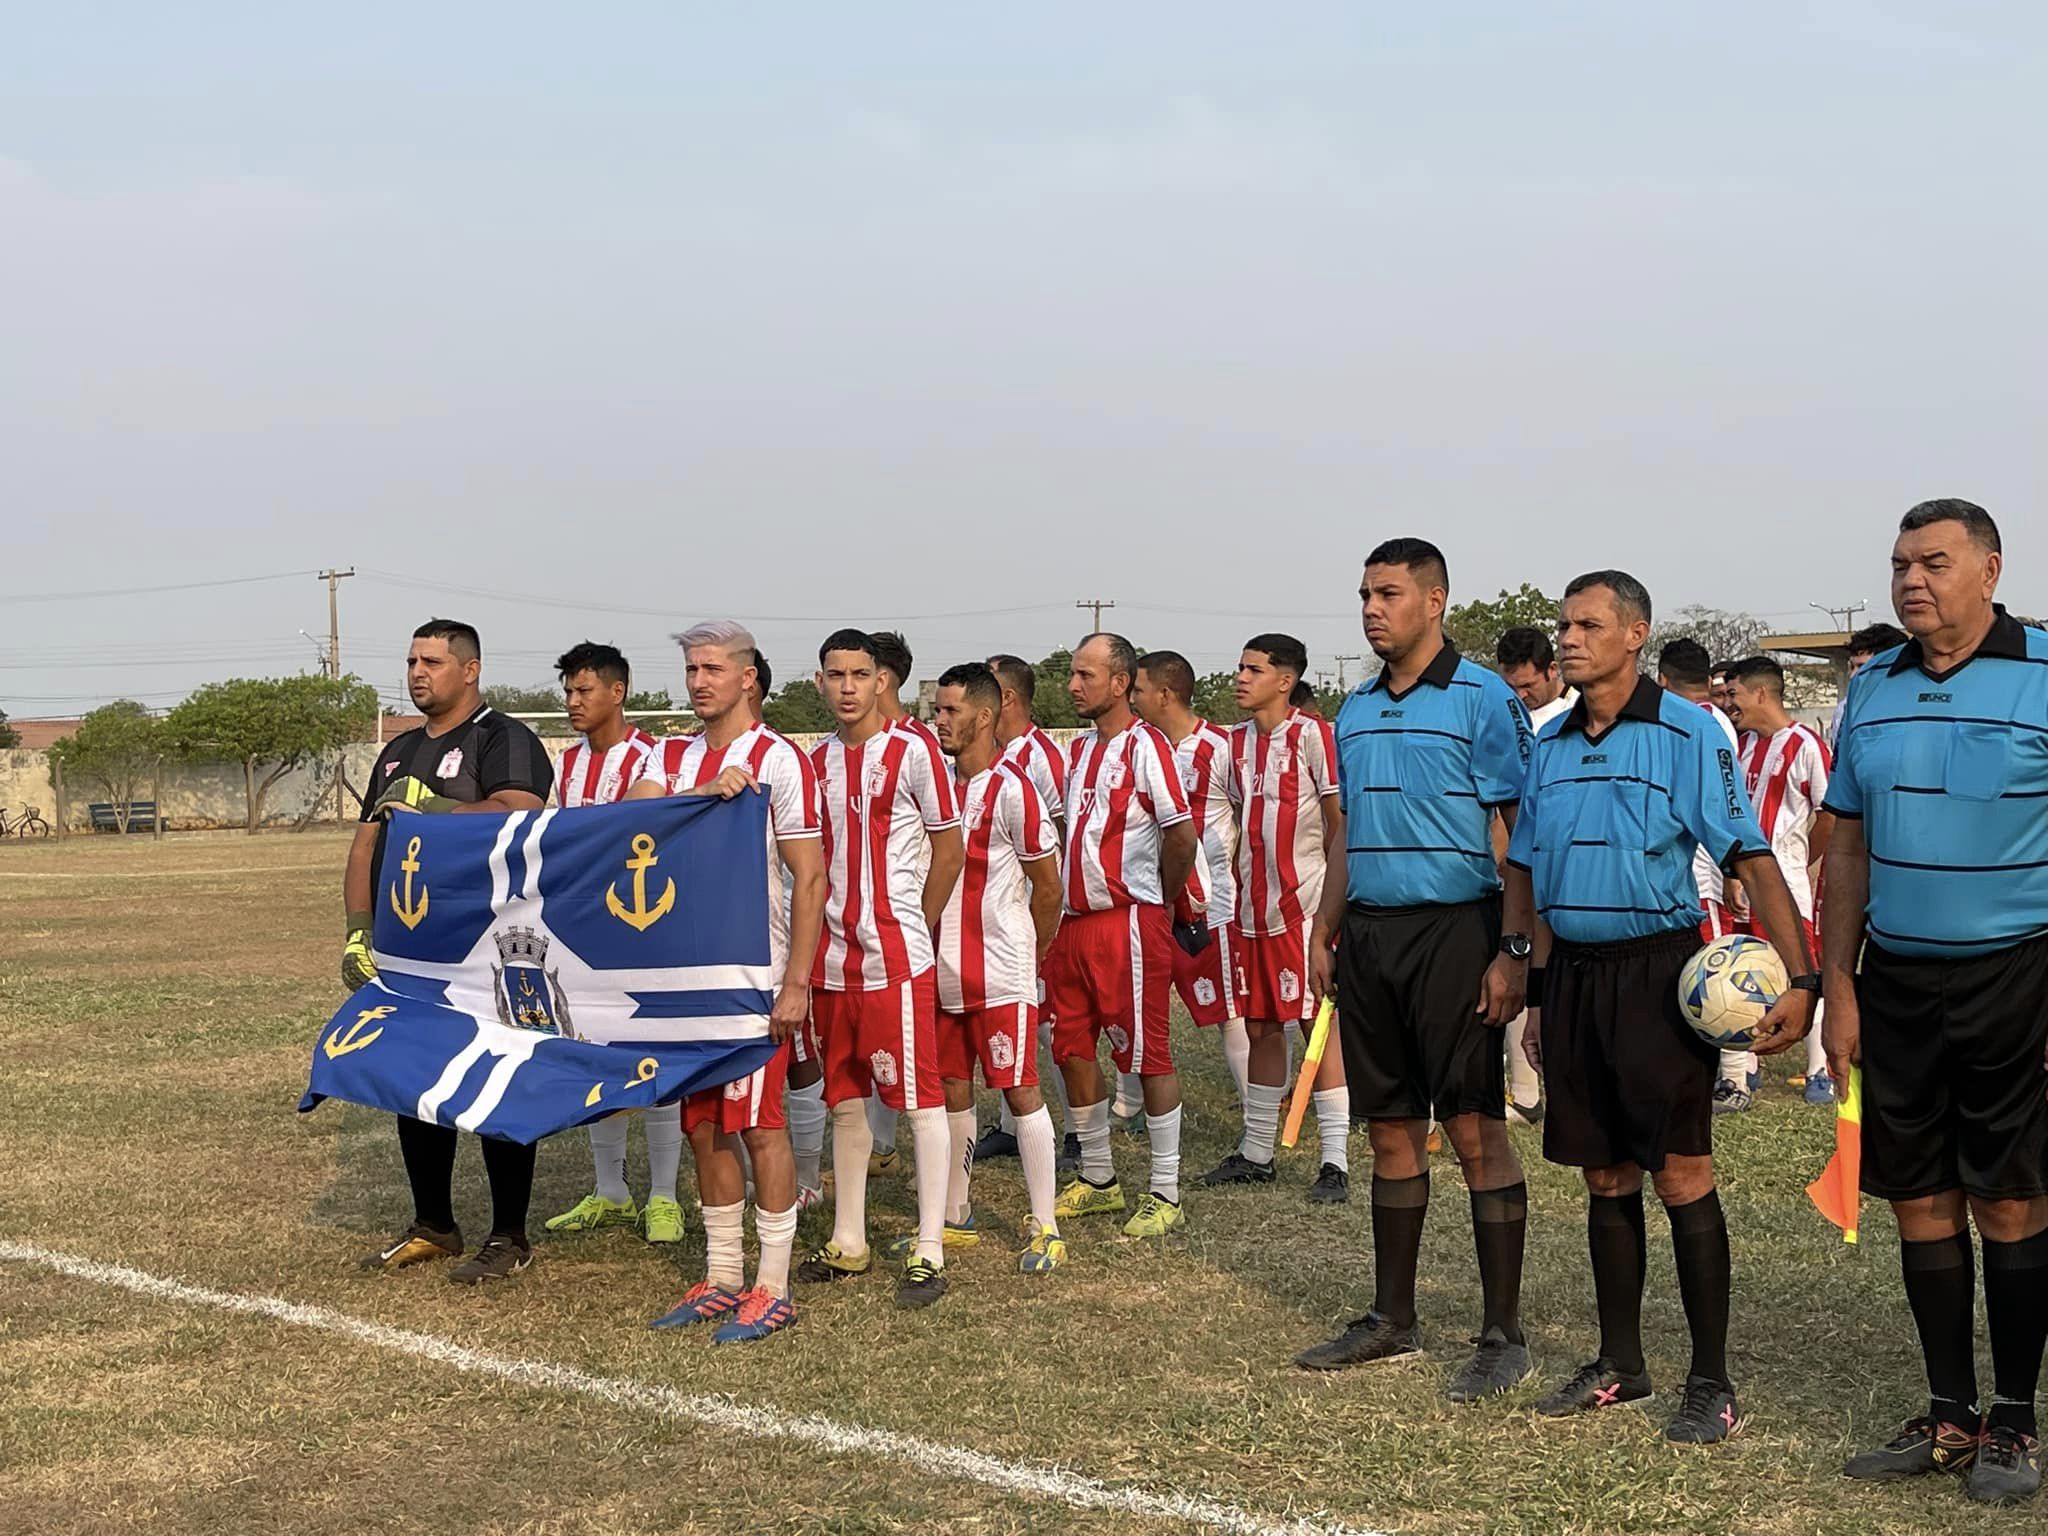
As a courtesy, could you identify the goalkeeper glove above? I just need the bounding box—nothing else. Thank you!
[341,912,379,992]
[370,774,457,818]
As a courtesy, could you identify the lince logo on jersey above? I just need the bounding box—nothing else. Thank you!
[1717,748,1741,818]
[1918,691,1952,704]
[1582,752,1608,765]
[1379,707,1405,719]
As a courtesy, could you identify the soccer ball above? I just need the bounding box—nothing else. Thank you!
[1676,935,1788,1049]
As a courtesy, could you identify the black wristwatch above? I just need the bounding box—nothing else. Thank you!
[1787,972,1822,995]
[1499,932,1533,960]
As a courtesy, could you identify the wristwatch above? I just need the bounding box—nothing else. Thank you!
[1499,932,1533,960]
[1787,972,1822,995]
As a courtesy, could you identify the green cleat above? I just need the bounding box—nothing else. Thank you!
[640,1195,686,1244]
[1054,1177,1126,1223]
[1019,1229,1068,1274]
[885,1212,980,1258]
[1121,1192,1185,1238]
[544,1193,639,1234]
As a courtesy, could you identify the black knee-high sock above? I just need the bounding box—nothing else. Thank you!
[1588,1191,1647,1376]
[1470,1183,1528,1344]
[1370,1173,1430,1327]
[1900,1232,1979,1425]
[396,1114,458,1230]
[1667,1189,1732,1388]
[481,1135,536,1242]
[1981,1229,2048,1438]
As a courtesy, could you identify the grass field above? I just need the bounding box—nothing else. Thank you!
[0,831,2016,1535]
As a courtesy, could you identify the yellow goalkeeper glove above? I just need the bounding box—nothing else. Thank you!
[370,775,457,818]
[341,912,379,992]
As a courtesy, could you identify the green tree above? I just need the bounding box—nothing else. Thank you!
[483,682,565,713]
[1442,583,1559,670]
[1030,649,1081,728]
[0,709,18,749]
[48,701,162,831]
[1191,671,1244,726]
[761,680,835,736]
[166,675,381,833]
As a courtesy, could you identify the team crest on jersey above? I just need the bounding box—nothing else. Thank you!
[869,1048,899,1087]
[987,1031,1015,1071]
[866,761,892,797]
[1267,745,1293,777]
[1193,977,1217,1007]
[723,1074,751,1102]
[1279,968,1301,1004]
[1101,759,1127,791]
[1106,1025,1130,1054]
[490,926,573,1037]
[436,747,465,778]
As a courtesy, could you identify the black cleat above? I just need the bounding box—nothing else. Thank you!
[1536,1359,1654,1418]
[895,1256,949,1310]
[973,1125,1019,1161]
[1445,1326,1533,1403]
[1295,1310,1422,1372]
[448,1233,531,1286]
[1967,1425,2043,1505]
[1201,1152,1277,1187]
[1843,1415,1980,1481]
[1665,1375,1742,1444]
[1057,1133,1082,1177]
[1307,1164,1350,1204]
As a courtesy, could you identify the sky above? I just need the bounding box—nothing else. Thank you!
[4,2,2043,716]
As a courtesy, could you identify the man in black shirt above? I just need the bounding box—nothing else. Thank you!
[346,618,552,1284]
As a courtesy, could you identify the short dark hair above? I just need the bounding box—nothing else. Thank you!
[1563,570,1653,626]
[1900,498,2001,554]
[935,661,1001,715]
[1243,632,1309,683]
[986,653,1035,704]
[414,617,481,662]
[1724,655,1784,696]
[556,641,630,690]
[818,628,879,667]
[1656,638,1712,686]
[753,652,773,698]
[1495,626,1555,671]
[1289,679,1316,711]
[1364,537,1450,593]
[1137,649,1195,704]
[1079,632,1139,685]
[1848,622,1908,657]
[870,631,913,686]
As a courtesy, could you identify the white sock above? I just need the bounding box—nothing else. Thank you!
[1220,1017,1251,1106]
[998,1100,1018,1135]
[1241,1081,1285,1165]
[753,1202,798,1299]
[589,1116,630,1204]
[789,1080,827,1194]
[643,1106,683,1204]
[1313,1086,1351,1172]
[828,1099,873,1255]
[1038,1019,1070,1129]
[1283,1018,1302,1071]
[904,1106,951,1267]
[1806,1000,1829,1077]
[1112,1071,1144,1120]
[1506,1013,1542,1104]
[945,1108,977,1224]
[702,1199,745,1290]
[1072,1099,1114,1185]
[1015,1105,1059,1234]
[1146,1106,1183,1203]
[865,1093,898,1154]
[1719,1048,1757,1086]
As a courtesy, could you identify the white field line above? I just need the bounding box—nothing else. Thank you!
[0,1241,1390,1536]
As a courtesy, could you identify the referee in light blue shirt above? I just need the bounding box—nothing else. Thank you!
[1503,570,1816,1445]
[1826,500,2048,1503]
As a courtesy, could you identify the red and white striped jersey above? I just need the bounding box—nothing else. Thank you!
[1692,701,1741,907]
[552,727,659,808]
[999,725,1069,824]
[890,716,953,878]
[936,762,1058,1012]
[811,726,960,990]
[652,725,821,985]
[1228,709,1339,937]
[1739,722,1832,919]
[1062,719,1191,913]
[1174,720,1238,927]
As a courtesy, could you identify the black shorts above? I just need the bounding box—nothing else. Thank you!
[1542,929,1714,1173]
[1337,898,1504,1123]
[1858,934,2048,1203]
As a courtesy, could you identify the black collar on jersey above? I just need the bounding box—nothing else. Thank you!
[1886,603,2028,678]
[1366,637,1461,698]
[1556,674,1665,738]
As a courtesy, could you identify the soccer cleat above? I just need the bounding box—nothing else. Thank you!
[973,1125,1020,1160]
[1843,1415,1981,1480]
[1057,1134,1082,1177]
[1201,1152,1277,1187]
[649,1279,743,1330]
[358,1221,463,1272]
[896,1256,948,1310]
[1114,1110,1148,1139]
[1804,1070,1836,1107]
[448,1233,532,1286]
[1308,1165,1350,1204]
[1294,1311,1422,1371]
[1445,1326,1534,1403]
[885,1212,981,1258]
[1506,1098,1545,1128]
[710,1288,797,1344]
[1121,1192,1185,1238]
[1967,1425,2043,1504]
[1711,1079,1753,1115]
[1537,1359,1654,1417]
[1055,1177,1127,1222]
[1665,1376,1743,1444]
[869,1147,899,1177]
[794,1241,872,1284]
[1019,1229,1068,1274]
[794,1184,825,1213]
[640,1195,686,1245]
[545,1193,639,1233]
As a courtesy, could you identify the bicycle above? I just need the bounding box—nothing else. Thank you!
[0,805,52,838]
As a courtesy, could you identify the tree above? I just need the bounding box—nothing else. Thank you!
[1443,584,1559,671]
[0,709,18,749]
[761,680,835,736]
[48,701,162,832]
[1192,672,1244,726]
[1029,650,1081,729]
[1650,604,1767,668]
[166,675,381,833]
[483,682,565,713]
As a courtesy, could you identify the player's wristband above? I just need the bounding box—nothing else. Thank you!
[1787,972,1822,995]
[345,909,373,939]
[1526,966,1546,1008]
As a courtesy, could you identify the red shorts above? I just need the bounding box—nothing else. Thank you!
[683,1039,791,1135]
[1235,919,1317,1024]
[1171,921,1238,1027]
[1698,901,1735,943]
[1046,904,1176,1076]
[1735,913,1817,966]
[813,969,944,1111]
[938,1001,1040,1091]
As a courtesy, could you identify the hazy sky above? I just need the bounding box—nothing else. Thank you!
[5,2,2043,715]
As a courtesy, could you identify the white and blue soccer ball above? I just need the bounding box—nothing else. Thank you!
[1677,934,1788,1049]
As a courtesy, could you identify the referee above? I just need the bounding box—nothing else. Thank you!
[344,618,553,1285]
[1504,571,1816,1444]
[1827,500,2048,1506]
[1295,538,1538,1403]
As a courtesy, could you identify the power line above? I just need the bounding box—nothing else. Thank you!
[0,570,316,603]
[1075,597,1117,630]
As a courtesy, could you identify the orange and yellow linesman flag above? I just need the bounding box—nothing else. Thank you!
[1280,997,1337,1149]
[1806,1065,1863,1244]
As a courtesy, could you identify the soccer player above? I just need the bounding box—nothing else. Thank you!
[1829,502,2048,1504]
[346,619,551,1284]
[1720,655,1835,1105]
[630,622,825,1342]
[540,643,681,1243]
[749,651,773,721]
[1829,622,1908,752]
[927,662,1068,1271]
[1129,649,1247,1106]
[1047,633,1199,1238]
[794,629,964,1307]
[1295,543,1534,1398]
[1201,635,1350,1202]
[1507,570,1816,1444]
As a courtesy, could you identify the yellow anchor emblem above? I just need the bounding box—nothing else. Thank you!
[586,1056,661,1108]
[323,1004,395,1060]
[390,835,430,930]
[605,832,676,932]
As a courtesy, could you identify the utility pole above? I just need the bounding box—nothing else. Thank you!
[1335,653,1363,690]
[319,568,356,823]
[1075,597,1116,632]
